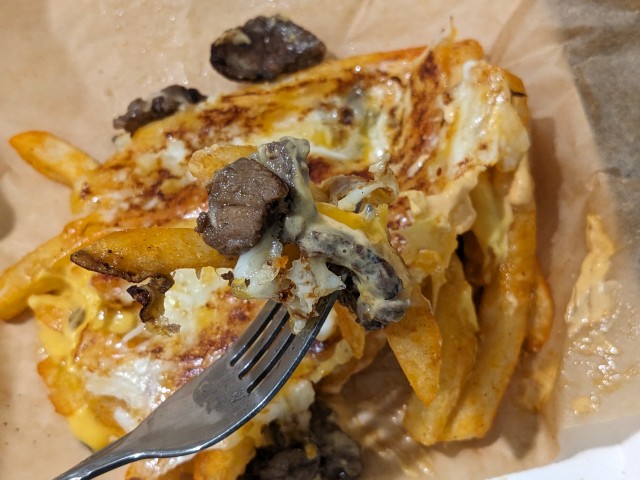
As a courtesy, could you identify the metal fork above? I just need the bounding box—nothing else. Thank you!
[53,293,337,480]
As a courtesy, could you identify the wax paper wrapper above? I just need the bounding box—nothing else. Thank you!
[0,0,638,478]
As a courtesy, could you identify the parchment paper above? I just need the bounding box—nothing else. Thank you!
[1,0,638,478]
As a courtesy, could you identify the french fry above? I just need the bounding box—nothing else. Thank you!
[70,227,236,283]
[524,265,554,353]
[320,330,387,394]
[386,291,442,406]
[9,131,100,187]
[513,267,558,412]
[513,345,562,413]
[403,255,478,445]
[439,206,537,441]
[193,437,256,480]
[188,144,256,183]
[333,302,366,359]
[0,217,110,321]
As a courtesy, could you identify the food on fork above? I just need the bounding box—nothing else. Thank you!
[0,14,554,479]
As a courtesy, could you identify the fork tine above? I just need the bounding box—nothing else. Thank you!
[236,304,289,376]
[248,292,338,396]
[245,328,296,392]
[228,300,283,363]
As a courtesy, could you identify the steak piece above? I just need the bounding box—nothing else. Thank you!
[113,85,206,134]
[241,401,362,480]
[196,157,289,255]
[210,15,326,82]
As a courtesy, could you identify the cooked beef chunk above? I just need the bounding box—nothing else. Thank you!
[210,15,326,82]
[300,229,409,330]
[241,401,362,480]
[309,402,362,480]
[251,137,314,243]
[249,448,320,480]
[254,138,304,187]
[113,85,206,134]
[196,157,289,256]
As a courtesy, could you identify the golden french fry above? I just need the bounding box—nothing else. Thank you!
[386,291,441,406]
[188,144,256,183]
[439,206,537,441]
[70,227,236,283]
[513,345,562,413]
[9,131,100,187]
[320,330,387,394]
[333,302,366,359]
[404,255,478,445]
[0,217,110,321]
[524,265,554,353]
[513,267,558,412]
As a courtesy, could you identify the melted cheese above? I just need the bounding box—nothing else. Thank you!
[68,406,118,451]
[83,358,173,412]
[163,268,228,339]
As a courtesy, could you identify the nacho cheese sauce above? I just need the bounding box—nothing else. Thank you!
[36,264,352,450]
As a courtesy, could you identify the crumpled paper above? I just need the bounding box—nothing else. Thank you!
[0,0,638,478]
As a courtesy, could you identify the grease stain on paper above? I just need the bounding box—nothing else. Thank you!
[565,214,639,415]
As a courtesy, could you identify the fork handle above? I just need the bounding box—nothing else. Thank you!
[52,433,138,480]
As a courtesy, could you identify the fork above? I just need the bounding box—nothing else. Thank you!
[53,293,337,480]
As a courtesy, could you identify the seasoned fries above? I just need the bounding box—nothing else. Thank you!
[0,32,554,479]
[440,205,538,441]
[189,145,257,184]
[403,256,477,445]
[9,131,99,187]
[385,296,442,406]
[71,228,236,283]
[0,216,111,321]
